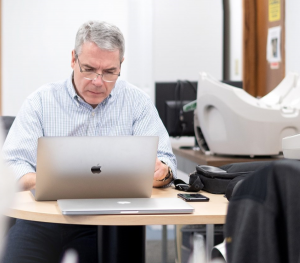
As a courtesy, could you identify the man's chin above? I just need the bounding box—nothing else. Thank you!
[86,98,105,107]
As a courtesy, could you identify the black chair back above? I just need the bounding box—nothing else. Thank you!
[1,116,16,138]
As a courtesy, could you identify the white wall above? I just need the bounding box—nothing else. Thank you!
[3,1,300,116]
[2,0,223,116]
[153,0,223,82]
[125,1,154,99]
[125,0,223,102]
[2,0,129,116]
[286,0,300,77]
[228,0,243,81]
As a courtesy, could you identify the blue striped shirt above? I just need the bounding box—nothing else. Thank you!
[3,74,177,182]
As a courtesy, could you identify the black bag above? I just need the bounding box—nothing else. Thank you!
[174,161,274,200]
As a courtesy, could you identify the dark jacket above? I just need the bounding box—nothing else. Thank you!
[225,159,300,263]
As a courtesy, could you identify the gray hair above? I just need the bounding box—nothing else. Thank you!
[74,20,125,62]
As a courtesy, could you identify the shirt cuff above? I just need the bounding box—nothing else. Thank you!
[7,162,36,181]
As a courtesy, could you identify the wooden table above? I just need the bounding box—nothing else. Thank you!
[6,188,228,226]
[172,143,283,167]
[6,188,228,263]
[172,142,283,175]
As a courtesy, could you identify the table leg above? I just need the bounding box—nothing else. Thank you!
[205,224,214,263]
[98,225,145,263]
[162,225,168,263]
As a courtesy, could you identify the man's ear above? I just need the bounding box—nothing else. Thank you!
[71,50,76,69]
[121,57,125,64]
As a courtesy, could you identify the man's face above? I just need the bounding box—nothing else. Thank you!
[71,42,122,107]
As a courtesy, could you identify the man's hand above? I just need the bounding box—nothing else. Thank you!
[18,173,36,191]
[153,158,172,187]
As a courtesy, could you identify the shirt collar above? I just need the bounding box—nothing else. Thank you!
[109,79,120,101]
[67,73,79,102]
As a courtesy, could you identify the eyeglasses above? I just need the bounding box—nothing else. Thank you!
[76,56,120,83]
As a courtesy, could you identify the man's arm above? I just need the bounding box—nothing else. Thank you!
[18,173,36,191]
[132,94,177,187]
[3,96,43,185]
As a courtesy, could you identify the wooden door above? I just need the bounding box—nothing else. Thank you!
[243,0,285,97]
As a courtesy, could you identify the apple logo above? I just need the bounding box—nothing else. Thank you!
[91,164,101,174]
[118,201,131,204]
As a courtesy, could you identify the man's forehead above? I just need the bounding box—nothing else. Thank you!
[80,42,120,58]
[78,45,120,68]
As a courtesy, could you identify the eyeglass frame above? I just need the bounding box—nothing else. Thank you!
[75,54,121,83]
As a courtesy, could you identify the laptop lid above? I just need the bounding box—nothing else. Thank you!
[35,136,158,201]
[57,198,194,215]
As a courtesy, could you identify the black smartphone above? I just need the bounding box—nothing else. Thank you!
[177,193,209,202]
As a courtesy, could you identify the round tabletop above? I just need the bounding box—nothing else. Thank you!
[5,187,228,225]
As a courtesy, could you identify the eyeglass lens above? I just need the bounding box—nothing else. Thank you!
[81,72,118,82]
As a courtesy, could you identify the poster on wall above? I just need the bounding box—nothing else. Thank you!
[266,26,281,69]
[269,0,281,22]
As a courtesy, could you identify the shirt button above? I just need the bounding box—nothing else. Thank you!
[92,112,95,117]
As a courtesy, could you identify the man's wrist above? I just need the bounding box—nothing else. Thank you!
[156,161,173,182]
[19,172,36,191]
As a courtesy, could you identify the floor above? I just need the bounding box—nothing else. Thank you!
[146,170,189,263]
[146,225,176,263]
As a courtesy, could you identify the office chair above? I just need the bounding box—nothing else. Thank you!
[1,116,15,139]
[0,116,16,258]
[225,159,300,263]
[0,116,17,232]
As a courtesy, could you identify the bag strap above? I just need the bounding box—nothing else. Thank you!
[174,173,204,192]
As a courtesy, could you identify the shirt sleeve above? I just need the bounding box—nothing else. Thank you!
[2,95,43,181]
[132,96,177,184]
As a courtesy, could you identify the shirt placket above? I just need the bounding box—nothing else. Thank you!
[86,109,97,136]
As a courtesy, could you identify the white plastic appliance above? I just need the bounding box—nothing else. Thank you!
[282,134,300,159]
[194,72,300,156]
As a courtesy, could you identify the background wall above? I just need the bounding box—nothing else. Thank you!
[2,0,129,115]
[228,0,243,81]
[285,0,300,80]
[1,0,223,116]
[2,0,300,116]
[152,0,223,82]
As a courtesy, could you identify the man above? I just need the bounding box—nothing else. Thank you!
[2,20,176,263]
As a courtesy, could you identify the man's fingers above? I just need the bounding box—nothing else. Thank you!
[154,158,161,172]
[154,158,168,181]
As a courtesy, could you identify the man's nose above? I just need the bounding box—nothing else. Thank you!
[92,74,104,85]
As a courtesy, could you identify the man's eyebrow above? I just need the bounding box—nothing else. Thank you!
[81,63,117,71]
[104,67,117,71]
[81,62,95,69]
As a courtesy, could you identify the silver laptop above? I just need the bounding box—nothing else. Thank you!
[57,197,194,215]
[35,136,158,201]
